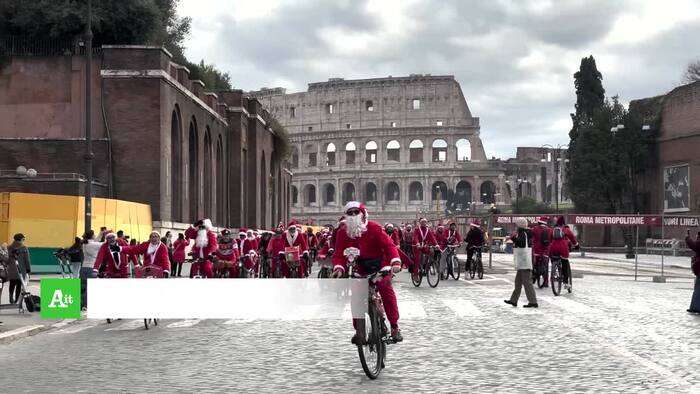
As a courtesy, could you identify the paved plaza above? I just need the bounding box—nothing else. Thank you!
[0,254,698,393]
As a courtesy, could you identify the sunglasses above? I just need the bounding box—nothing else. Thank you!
[345,209,361,216]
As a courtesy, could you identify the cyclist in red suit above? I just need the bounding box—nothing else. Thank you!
[435,225,447,250]
[240,229,259,273]
[118,231,171,276]
[332,202,403,343]
[411,218,438,274]
[549,216,579,290]
[184,219,218,278]
[92,232,129,278]
[385,223,401,246]
[531,216,553,287]
[445,222,463,246]
[269,221,309,277]
[305,227,318,250]
[216,229,239,277]
[465,219,485,268]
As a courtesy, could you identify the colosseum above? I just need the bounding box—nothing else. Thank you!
[251,74,510,225]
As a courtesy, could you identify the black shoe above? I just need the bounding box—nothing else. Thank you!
[351,333,367,346]
[504,300,517,307]
[391,328,403,343]
[687,309,700,314]
[523,303,538,308]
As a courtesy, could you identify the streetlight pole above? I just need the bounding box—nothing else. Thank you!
[84,0,94,234]
[541,144,569,213]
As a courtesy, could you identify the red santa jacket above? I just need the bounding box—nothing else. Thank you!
[241,237,259,256]
[332,221,400,273]
[445,229,463,246]
[435,230,447,249]
[269,230,309,257]
[121,242,171,273]
[531,224,553,256]
[413,226,438,247]
[172,239,190,263]
[216,236,239,261]
[549,226,578,259]
[389,230,400,246]
[305,232,318,249]
[93,242,129,278]
[184,227,219,260]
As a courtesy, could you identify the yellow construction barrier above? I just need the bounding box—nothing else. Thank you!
[0,192,151,272]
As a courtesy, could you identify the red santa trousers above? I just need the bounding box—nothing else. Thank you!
[191,260,214,278]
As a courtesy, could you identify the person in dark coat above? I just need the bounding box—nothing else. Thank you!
[7,233,31,304]
[686,230,700,314]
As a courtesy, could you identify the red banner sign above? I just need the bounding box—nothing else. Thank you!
[493,215,699,227]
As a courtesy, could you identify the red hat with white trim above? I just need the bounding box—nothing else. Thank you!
[537,216,549,224]
[470,219,481,227]
[344,201,368,220]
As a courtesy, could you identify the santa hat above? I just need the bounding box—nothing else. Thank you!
[104,231,116,240]
[385,223,394,228]
[202,219,213,230]
[470,219,481,227]
[344,201,368,220]
[287,220,298,229]
[221,228,231,235]
[537,216,549,225]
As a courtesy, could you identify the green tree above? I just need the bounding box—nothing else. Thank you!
[187,60,232,91]
[569,56,605,142]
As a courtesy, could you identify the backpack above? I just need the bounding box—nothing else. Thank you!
[553,227,564,240]
[539,227,550,247]
[24,293,41,312]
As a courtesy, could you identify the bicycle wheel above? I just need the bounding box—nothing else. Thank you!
[551,261,562,296]
[450,254,461,280]
[477,259,484,280]
[144,319,150,330]
[468,259,476,279]
[427,257,440,288]
[411,266,422,287]
[357,307,384,380]
[567,275,572,293]
[154,318,158,326]
[537,272,545,288]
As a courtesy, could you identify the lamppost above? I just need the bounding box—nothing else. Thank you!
[83,0,94,234]
[541,144,569,213]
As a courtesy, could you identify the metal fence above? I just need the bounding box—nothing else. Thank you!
[0,36,101,57]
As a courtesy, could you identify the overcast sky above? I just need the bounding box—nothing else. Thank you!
[178,0,700,159]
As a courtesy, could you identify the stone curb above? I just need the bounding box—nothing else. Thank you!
[0,315,85,345]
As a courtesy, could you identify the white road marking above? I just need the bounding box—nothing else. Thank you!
[539,296,599,314]
[400,300,427,319]
[223,318,256,324]
[440,298,484,317]
[50,319,101,335]
[166,319,202,328]
[0,324,44,339]
[596,295,652,313]
[104,319,145,331]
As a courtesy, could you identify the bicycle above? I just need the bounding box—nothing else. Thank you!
[134,265,163,329]
[410,245,440,288]
[349,261,397,379]
[466,246,484,280]
[550,254,571,296]
[52,249,74,278]
[532,255,549,289]
[440,244,461,280]
[317,259,332,278]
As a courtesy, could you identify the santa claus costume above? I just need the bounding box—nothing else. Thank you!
[92,232,130,278]
[184,219,218,278]
[269,221,309,278]
[332,202,403,343]
[240,229,260,274]
[411,218,438,274]
[119,231,171,276]
[216,228,240,277]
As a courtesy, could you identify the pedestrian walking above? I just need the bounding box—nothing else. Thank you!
[172,233,189,277]
[7,233,31,304]
[81,230,102,309]
[66,237,84,279]
[504,218,538,308]
[686,229,700,314]
[0,243,7,324]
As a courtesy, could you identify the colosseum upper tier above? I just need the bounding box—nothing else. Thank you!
[250,74,506,225]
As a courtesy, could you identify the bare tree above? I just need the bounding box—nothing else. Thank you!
[683,60,700,84]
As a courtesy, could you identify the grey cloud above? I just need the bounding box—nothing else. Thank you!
[182,0,698,158]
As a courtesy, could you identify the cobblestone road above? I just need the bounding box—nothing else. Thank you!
[0,265,698,393]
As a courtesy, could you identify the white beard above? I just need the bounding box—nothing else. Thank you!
[196,229,209,248]
[147,242,160,255]
[247,235,255,241]
[346,215,367,239]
